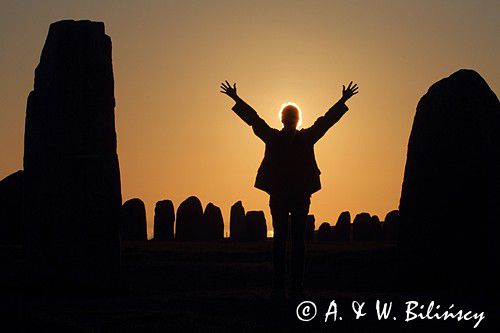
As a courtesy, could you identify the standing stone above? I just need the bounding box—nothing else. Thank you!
[202,203,224,240]
[153,200,175,241]
[333,211,351,241]
[383,210,399,241]
[305,214,315,243]
[0,170,23,245]
[23,20,122,293]
[352,213,372,241]
[399,69,500,290]
[230,201,246,241]
[246,211,267,240]
[121,198,147,241]
[175,196,203,240]
[370,215,382,241]
[317,222,332,241]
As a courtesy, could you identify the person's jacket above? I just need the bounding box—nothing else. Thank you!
[232,98,348,195]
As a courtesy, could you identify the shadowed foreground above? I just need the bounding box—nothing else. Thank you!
[1,241,496,332]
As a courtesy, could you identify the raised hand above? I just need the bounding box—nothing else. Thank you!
[220,80,238,101]
[341,81,359,102]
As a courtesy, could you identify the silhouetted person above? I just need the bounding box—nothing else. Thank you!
[221,80,358,298]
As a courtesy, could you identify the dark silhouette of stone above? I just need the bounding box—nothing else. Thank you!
[202,203,224,240]
[153,200,175,241]
[0,170,23,244]
[245,211,267,240]
[399,69,500,291]
[305,214,315,242]
[175,196,203,241]
[230,201,246,241]
[383,210,399,241]
[332,211,351,241]
[370,215,382,241]
[121,199,147,241]
[22,20,122,294]
[317,222,332,241]
[352,212,372,241]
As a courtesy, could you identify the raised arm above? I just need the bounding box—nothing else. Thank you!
[306,81,359,143]
[220,80,273,142]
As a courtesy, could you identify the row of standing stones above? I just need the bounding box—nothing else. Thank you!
[0,20,498,294]
[120,196,399,242]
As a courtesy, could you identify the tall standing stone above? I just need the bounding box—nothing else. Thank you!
[153,200,175,241]
[399,69,500,291]
[383,210,399,241]
[370,215,382,241]
[317,222,332,241]
[333,211,351,241]
[305,214,315,243]
[230,201,246,241]
[202,203,224,240]
[352,212,372,241]
[246,211,267,240]
[122,198,147,241]
[175,196,203,240]
[23,20,122,293]
[0,170,23,244]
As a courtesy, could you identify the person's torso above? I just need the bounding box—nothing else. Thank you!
[255,129,321,194]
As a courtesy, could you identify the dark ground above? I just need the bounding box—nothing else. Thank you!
[0,241,497,332]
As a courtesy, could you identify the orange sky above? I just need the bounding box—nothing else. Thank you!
[1,1,498,238]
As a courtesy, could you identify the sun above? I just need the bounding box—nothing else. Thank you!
[279,102,303,128]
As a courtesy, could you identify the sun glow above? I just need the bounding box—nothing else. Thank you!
[279,102,302,128]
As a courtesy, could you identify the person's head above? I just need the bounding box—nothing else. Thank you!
[279,102,302,130]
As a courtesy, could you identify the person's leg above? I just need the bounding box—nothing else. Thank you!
[269,195,289,293]
[290,195,311,294]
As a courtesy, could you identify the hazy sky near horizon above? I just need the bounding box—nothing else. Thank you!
[1,0,498,238]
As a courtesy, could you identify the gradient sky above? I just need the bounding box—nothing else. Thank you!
[1,1,498,238]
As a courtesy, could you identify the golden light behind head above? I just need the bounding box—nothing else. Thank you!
[279,102,302,128]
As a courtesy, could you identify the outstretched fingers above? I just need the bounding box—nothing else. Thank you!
[220,81,232,94]
[220,80,237,97]
[349,82,359,94]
